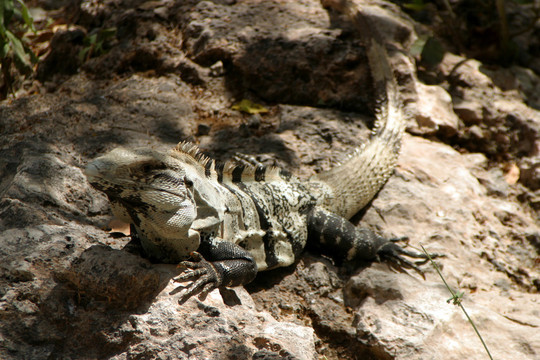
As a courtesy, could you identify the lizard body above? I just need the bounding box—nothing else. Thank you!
[85,3,431,302]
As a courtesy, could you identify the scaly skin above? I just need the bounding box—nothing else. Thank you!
[314,0,406,219]
[85,3,433,303]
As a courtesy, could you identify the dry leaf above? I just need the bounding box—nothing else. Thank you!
[231,99,269,114]
[503,163,520,185]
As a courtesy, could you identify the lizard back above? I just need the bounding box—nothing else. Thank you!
[174,142,317,271]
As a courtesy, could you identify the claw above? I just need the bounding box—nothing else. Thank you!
[389,236,409,244]
[172,252,222,304]
[377,242,441,279]
[197,281,217,302]
[173,267,208,282]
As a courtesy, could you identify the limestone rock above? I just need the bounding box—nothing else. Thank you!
[0,1,538,359]
[409,83,459,136]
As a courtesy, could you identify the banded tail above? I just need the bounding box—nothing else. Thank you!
[314,1,406,219]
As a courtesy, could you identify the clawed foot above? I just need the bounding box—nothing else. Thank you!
[376,237,442,279]
[173,252,222,304]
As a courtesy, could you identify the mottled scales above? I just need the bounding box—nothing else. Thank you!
[84,2,436,304]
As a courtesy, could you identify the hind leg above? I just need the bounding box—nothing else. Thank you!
[307,206,438,276]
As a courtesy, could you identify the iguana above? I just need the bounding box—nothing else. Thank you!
[85,2,432,304]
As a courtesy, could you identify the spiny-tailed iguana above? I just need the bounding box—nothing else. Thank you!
[85,2,433,304]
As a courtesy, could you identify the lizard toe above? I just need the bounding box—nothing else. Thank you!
[376,242,437,279]
[173,252,223,304]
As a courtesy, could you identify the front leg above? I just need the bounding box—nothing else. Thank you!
[174,238,257,304]
[307,207,436,275]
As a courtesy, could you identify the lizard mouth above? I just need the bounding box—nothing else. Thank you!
[84,160,123,192]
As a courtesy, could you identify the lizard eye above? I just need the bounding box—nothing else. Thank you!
[184,177,194,188]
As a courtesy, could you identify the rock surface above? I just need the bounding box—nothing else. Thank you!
[1,0,539,359]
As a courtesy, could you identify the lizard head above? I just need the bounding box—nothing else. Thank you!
[85,147,201,262]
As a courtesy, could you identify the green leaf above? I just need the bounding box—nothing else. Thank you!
[403,0,427,11]
[409,36,427,58]
[6,29,31,68]
[403,4,426,11]
[0,6,4,34]
[0,41,9,58]
[410,35,445,67]
[78,46,90,62]
[99,27,117,39]
[85,33,97,46]
[232,99,269,114]
[28,41,38,63]
[17,0,36,33]
[1,0,15,28]
[420,36,445,66]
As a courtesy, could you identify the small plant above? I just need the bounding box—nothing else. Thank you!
[78,27,117,62]
[420,245,493,360]
[0,0,37,98]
